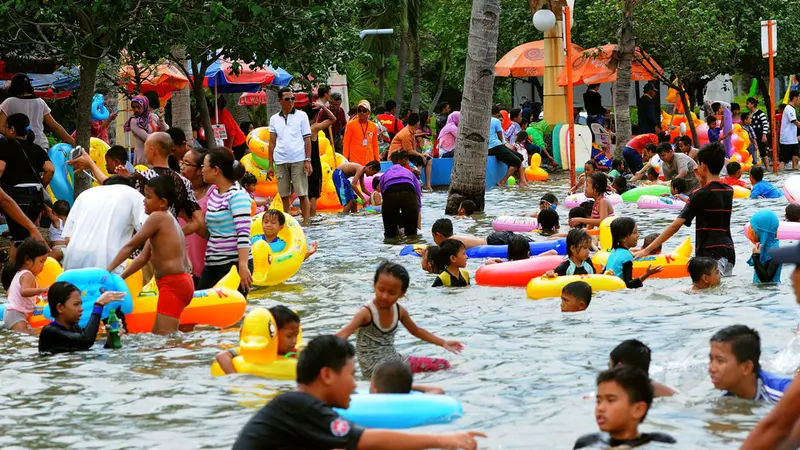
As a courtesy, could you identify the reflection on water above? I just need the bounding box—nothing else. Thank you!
[1,171,799,448]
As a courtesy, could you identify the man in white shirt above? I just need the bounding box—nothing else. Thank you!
[267,87,312,221]
[62,177,148,274]
[779,90,800,171]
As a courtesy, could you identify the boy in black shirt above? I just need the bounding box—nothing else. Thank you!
[635,143,735,276]
[574,366,676,449]
[233,335,484,450]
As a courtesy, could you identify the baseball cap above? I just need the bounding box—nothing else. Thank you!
[769,242,800,264]
[643,83,657,92]
[357,100,371,111]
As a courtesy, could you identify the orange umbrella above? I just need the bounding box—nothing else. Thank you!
[120,61,189,98]
[557,44,663,86]
[495,40,585,78]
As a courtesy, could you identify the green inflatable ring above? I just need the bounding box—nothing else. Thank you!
[251,153,272,171]
[621,184,671,202]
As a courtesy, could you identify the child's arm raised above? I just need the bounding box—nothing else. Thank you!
[335,308,370,339]
[120,242,152,280]
[106,214,163,274]
[398,306,463,354]
[19,271,47,297]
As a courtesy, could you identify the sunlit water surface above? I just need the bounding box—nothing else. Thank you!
[2,170,799,449]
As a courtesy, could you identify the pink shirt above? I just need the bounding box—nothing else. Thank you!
[180,190,209,278]
[7,269,37,314]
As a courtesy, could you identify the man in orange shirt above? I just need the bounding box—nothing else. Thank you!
[343,100,380,165]
[388,113,432,191]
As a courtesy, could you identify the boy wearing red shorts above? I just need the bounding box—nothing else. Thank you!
[108,175,193,334]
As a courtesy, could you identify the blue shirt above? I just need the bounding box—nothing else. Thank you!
[750,180,783,199]
[708,127,721,143]
[250,235,287,253]
[724,370,792,404]
[488,117,504,148]
[605,248,634,281]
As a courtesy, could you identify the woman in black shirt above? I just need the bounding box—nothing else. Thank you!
[0,113,54,248]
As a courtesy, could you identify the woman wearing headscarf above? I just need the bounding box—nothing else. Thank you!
[0,73,74,150]
[126,95,168,166]
[437,111,460,158]
[748,210,781,283]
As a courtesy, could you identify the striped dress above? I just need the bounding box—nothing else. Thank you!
[204,183,252,267]
[355,302,409,378]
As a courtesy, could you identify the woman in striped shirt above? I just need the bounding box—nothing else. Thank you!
[199,149,253,295]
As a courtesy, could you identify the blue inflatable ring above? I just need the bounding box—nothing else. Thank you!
[49,268,133,327]
[335,393,463,429]
[48,143,75,205]
[91,93,110,121]
[400,239,566,258]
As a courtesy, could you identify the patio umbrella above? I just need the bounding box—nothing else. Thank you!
[26,67,80,99]
[190,59,293,93]
[495,40,585,78]
[120,61,189,98]
[557,44,663,86]
[239,91,309,107]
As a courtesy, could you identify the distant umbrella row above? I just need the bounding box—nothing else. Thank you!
[0,58,292,100]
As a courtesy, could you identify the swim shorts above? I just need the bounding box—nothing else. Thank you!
[156,273,194,319]
[332,168,357,206]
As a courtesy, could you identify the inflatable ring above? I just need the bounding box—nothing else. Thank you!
[745,221,800,241]
[246,127,271,159]
[620,184,671,202]
[565,193,623,208]
[241,153,278,198]
[335,393,463,429]
[211,307,302,379]
[399,240,567,258]
[492,216,539,232]
[785,175,800,204]
[48,143,76,205]
[319,134,347,168]
[91,93,110,121]
[89,137,111,178]
[36,257,63,288]
[46,268,133,328]
[636,195,685,210]
[250,198,307,286]
[315,162,345,212]
[475,255,564,287]
[733,185,750,199]
[526,274,625,300]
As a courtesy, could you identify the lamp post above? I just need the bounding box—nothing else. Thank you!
[533,1,576,187]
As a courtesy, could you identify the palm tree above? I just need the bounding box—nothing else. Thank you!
[394,0,410,117]
[170,45,193,141]
[409,0,422,112]
[446,0,500,214]
[609,0,637,157]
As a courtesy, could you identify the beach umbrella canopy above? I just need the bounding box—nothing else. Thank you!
[557,44,663,86]
[189,59,293,93]
[239,91,309,107]
[120,61,190,98]
[495,40,585,78]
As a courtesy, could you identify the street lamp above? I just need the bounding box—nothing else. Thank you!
[532,2,576,187]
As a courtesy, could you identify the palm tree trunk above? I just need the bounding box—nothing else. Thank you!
[429,55,448,115]
[170,46,193,141]
[445,0,500,214]
[74,55,100,198]
[411,39,422,112]
[611,0,636,159]
[394,0,410,117]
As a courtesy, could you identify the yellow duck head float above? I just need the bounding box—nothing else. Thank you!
[239,307,279,365]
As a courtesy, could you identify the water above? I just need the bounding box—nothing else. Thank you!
[1,170,798,449]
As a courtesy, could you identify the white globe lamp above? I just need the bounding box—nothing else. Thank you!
[532,9,557,32]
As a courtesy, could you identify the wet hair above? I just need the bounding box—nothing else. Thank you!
[269,305,301,329]
[588,172,609,195]
[596,366,654,422]
[726,161,741,176]
[296,335,355,385]
[365,160,381,173]
[612,176,627,193]
[747,97,759,107]
[678,135,693,147]
[706,115,718,126]
[563,281,591,306]
[146,175,177,207]
[642,233,661,254]
[6,113,35,142]
[103,175,135,187]
[656,142,672,155]
[106,145,129,164]
[241,172,257,187]
[610,339,652,373]
[697,143,726,175]
[372,360,413,394]
[2,237,50,290]
[569,206,589,228]
[566,228,591,258]
[264,209,286,226]
[671,178,687,194]
[373,261,410,292]
[407,113,420,127]
[584,160,598,171]
[432,218,454,238]
[688,256,717,283]
[8,73,34,97]
[423,245,442,273]
[206,148,244,181]
[437,238,466,269]
[611,159,624,172]
[459,200,476,216]
[786,204,800,222]
[52,200,70,217]
[538,208,559,233]
[166,128,187,147]
[610,217,637,249]
[710,324,761,373]
[750,166,764,182]
[540,193,559,206]
[507,235,531,261]
[46,281,81,319]
[371,176,380,190]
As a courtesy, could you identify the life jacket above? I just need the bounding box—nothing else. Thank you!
[437,269,470,286]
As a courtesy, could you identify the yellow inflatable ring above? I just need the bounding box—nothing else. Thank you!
[247,127,271,159]
[250,198,307,286]
[526,274,625,300]
[241,153,278,198]
[733,185,750,199]
[319,133,347,168]
[315,162,344,212]
[89,137,111,177]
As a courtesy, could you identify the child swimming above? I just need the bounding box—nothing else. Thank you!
[547,229,595,276]
[537,208,559,236]
[370,360,444,395]
[336,261,463,378]
[688,256,721,291]
[432,239,469,287]
[561,281,591,313]
[574,366,676,448]
[431,218,530,249]
[787,204,800,223]
[609,339,677,397]
[45,199,70,262]
[663,178,689,203]
[458,200,476,217]
[569,160,598,194]
[568,173,614,230]
[604,217,663,288]
[253,209,318,259]
[748,166,782,199]
[420,245,441,274]
[38,282,125,354]
[1,238,49,332]
[524,193,558,218]
[747,210,781,284]
[720,161,751,189]
[215,305,301,374]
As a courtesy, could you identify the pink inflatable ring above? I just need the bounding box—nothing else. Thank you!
[492,216,539,232]
[636,195,685,210]
[564,193,623,208]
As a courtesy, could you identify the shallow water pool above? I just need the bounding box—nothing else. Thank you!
[1,170,798,449]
